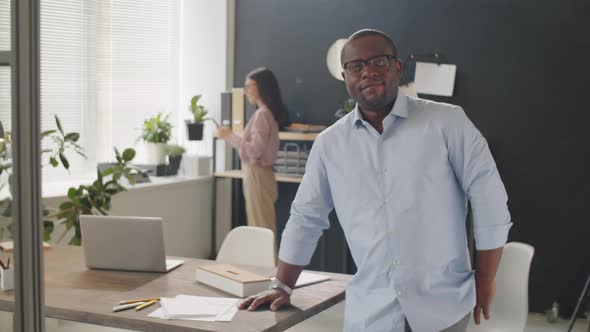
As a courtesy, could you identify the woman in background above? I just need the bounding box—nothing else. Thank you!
[216,67,289,236]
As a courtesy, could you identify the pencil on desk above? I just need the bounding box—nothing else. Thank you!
[112,302,146,312]
[134,299,158,311]
[119,297,160,305]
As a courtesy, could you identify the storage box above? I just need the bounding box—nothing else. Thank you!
[195,264,270,298]
[0,267,13,291]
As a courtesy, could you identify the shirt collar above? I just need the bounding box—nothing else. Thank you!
[352,90,409,128]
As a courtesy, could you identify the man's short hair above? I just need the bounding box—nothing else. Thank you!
[340,29,398,63]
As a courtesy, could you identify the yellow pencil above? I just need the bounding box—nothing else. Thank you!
[134,299,158,311]
[119,297,160,305]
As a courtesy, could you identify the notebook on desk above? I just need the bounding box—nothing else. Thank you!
[80,215,183,273]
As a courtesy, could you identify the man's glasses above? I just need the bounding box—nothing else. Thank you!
[342,55,398,75]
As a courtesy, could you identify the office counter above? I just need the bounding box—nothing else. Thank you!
[0,246,350,332]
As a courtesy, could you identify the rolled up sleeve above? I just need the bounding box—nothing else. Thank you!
[279,135,334,265]
[236,112,271,161]
[446,107,512,250]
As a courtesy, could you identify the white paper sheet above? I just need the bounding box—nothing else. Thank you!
[147,295,240,322]
[295,272,331,288]
[414,62,457,97]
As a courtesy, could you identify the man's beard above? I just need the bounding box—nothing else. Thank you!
[358,94,388,111]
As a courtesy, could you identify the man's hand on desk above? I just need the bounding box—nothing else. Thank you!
[238,289,291,312]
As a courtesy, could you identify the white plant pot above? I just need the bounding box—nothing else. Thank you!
[141,142,167,165]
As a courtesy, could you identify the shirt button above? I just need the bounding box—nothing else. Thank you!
[393,259,400,265]
[397,290,403,296]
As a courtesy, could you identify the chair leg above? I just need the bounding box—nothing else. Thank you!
[568,274,590,332]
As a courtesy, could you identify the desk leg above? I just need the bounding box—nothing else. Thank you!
[211,137,217,259]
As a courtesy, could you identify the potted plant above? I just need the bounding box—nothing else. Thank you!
[0,115,87,242]
[186,95,217,140]
[49,147,141,245]
[138,113,173,164]
[165,144,186,176]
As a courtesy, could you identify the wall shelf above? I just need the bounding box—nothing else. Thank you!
[211,130,317,257]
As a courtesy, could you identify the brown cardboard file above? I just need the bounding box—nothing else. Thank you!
[195,264,271,298]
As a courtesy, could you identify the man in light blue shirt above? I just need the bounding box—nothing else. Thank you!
[239,29,512,332]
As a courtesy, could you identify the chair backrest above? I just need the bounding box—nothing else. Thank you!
[216,226,276,267]
[467,242,535,332]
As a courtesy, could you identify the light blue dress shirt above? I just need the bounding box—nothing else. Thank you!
[278,91,512,331]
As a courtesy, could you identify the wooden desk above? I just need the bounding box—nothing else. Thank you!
[0,246,349,332]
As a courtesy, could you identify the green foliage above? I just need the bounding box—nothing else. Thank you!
[189,95,209,124]
[43,115,87,171]
[165,144,186,157]
[0,132,12,176]
[187,95,219,127]
[0,115,85,242]
[48,147,141,245]
[140,113,173,143]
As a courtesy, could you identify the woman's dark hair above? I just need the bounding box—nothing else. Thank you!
[247,67,290,129]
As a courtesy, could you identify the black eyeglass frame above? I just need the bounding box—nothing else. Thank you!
[342,54,399,74]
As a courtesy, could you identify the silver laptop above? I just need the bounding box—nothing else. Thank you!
[80,215,184,272]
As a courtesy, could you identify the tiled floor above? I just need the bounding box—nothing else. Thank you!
[1,305,588,331]
[525,312,588,332]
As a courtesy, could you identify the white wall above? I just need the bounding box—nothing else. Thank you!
[179,0,230,158]
[43,177,213,259]
[179,0,234,252]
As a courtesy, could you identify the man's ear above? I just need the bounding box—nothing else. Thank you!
[395,60,402,74]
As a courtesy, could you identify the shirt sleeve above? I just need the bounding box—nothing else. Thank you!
[228,111,271,161]
[446,106,512,250]
[278,135,334,266]
[227,132,242,149]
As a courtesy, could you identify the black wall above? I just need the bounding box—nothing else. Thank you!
[234,0,590,314]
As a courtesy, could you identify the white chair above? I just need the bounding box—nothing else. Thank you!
[216,226,276,267]
[466,242,535,332]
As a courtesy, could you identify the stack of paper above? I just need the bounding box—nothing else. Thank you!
[295,271,331,288]
[148,295,239,322]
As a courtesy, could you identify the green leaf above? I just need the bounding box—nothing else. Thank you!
[67,188,77,200]
[43,221,54,242]
[114,147,122,163]
[59,153,69,170]
[65,216,75,230]
[123,170,136,185]
[97,168,103,184]
[49,157,58,167]
[59,201,74,210]
[80,197,91,210]
[101,168,114,177]
[41,130,57,137]
[64,132,80,142]
[69,235,81,246]
[122,148,135,162]
[55,115,64,134]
